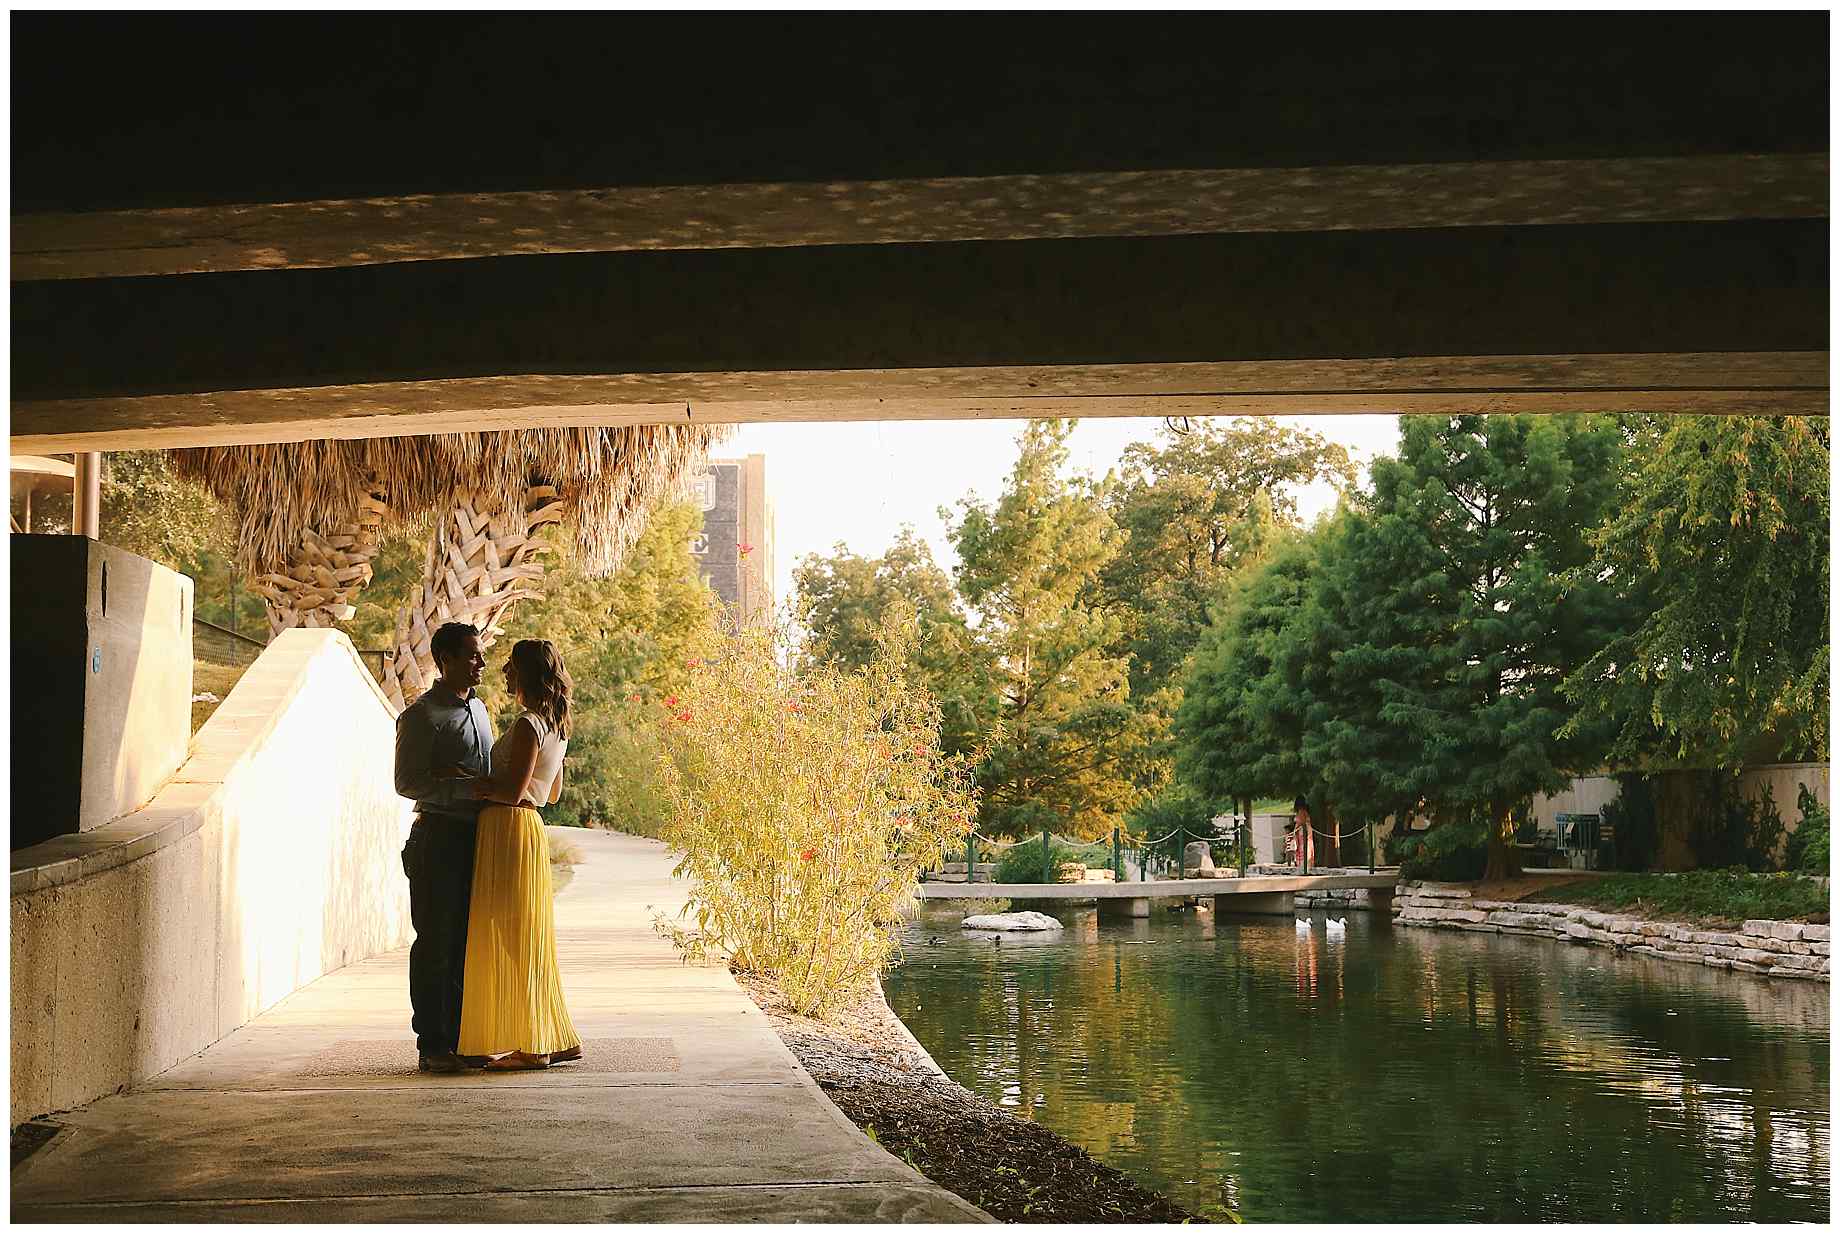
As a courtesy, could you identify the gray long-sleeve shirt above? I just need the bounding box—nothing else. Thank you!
[394,681,494,820]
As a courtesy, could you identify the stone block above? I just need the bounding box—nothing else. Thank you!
[1729,960,1770,974]
[1802,924,1829,942]
[1770,954,1824,972]
[1809,941,1829,957]
[1485,911,1543,930]
[1735,948,1779,967]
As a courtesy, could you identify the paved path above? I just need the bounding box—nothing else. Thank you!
[12,829,989,1222]
[917,871,1399,900]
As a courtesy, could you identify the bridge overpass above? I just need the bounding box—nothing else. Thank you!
[918,872,1400,918]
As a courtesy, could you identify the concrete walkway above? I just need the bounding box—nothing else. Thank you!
[12,829,989,1222]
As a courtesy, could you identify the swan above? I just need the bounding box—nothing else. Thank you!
[1294,916,1311,934]
[1326,916,1348,937]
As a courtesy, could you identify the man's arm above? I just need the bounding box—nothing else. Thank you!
[394,705,442,805]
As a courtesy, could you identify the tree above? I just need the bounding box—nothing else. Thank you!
[946,420,1152,838]
[1103,419,1354,700]
[173,426,719,706]
[1563,415,1830,768]
[485,498,724,829]
[793,528,994,756]
[98,451,230,571]
[1173,529,1320,837]
[1345,414,1627,878]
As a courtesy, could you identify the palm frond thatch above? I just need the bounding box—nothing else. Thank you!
[172,424,726,577]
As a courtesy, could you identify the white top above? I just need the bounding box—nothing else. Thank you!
[492,710,568,807]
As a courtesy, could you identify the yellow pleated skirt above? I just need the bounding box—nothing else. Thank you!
[457,805,581,1057]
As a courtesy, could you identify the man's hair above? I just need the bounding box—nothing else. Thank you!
[429,622,479,667]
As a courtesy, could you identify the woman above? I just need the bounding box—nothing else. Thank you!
[456,639,583,1070]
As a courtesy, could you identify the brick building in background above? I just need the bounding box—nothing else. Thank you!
[688,454,774,627]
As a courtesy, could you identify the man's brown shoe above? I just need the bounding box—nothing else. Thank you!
[418,1051,466,1074]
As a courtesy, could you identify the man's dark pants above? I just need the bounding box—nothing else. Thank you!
[402,813,478,1056]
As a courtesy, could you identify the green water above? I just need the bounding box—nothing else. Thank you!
[884,905,1830,1223]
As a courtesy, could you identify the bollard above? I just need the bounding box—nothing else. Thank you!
[1369,820,1376,874]
[1041,827,1053,884]
[1113,826,1123,882]
[965,833,977,885]
[1239,817,1248,878]
[1175,825,1186,879]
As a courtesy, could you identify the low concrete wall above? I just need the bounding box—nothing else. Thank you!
[1391,882,1829,983]
[10,629,413,1125]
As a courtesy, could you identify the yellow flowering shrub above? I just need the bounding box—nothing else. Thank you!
[654,616,978,1017]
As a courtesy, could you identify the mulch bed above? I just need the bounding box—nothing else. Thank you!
[734,969,1208,1224]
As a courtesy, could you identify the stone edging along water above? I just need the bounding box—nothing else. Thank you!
[1390,882,1830,983]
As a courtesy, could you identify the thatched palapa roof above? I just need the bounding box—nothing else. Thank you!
[172,424,728,575]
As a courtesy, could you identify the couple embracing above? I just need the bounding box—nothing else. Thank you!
[394,622,582,1073]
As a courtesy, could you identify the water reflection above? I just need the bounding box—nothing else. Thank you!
[886,906,1829,1223]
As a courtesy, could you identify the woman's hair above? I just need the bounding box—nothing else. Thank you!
[508,639,572,739]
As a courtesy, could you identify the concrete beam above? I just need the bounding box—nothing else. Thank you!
[11,222,1827,450]
[13,156,1824,281]
[13,16,1825,213]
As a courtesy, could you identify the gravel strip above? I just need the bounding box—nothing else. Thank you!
[734,969,1210,1224]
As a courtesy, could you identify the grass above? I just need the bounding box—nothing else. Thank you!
[191,660,252,733]
[1522,869,1830,927]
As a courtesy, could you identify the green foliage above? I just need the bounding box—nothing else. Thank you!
[655,616,978,1018]
[484,499,724,829]
[1102,418,1353,701]
[946,420,1157,839]
[1784,785,1829,876]
[1173,529,1317,810]
[1125,782,1224,860]
[1521,868,1828,926]
[341,530,427,654]
[1563,416,1830,767]
[95,451,231,570]
[993,835,1089,884]
[1683,777,1787,873]
[1318,415,1627,877]
[1393,815,1490,882]
[794,528,994,757]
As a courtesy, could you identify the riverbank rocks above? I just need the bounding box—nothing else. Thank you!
[1391,881,1830,983]
[962,911,1064,932]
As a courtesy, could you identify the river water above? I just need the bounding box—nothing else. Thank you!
[884,904,1830,1223]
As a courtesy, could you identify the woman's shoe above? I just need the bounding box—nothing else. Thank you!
[551,1045,582,1064]
[483,1051,551,1071]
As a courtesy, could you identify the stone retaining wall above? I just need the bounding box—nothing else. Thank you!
[1391,882,1829,982]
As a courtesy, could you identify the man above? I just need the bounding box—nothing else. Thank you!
[394,622,493,1073]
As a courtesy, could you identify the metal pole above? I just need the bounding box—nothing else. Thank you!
[965,833,976,885]
[1369,820,1376,874]
[1112,826,1122,882]
[1175,825,1186,878]
[74,453,101,539]
[1040,827,1052,884]
[1240,812,1248,878]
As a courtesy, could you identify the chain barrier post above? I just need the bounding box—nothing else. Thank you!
[1040,827,1052,884]
[1369,820,1376,874]
[1112,827,1123,882]
[1239,814,1248,878]
[965,833,977,885]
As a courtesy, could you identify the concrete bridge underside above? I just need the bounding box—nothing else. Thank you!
[9,15,1828,452]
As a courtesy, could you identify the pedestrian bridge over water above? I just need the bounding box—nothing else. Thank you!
[917,872,1400,917]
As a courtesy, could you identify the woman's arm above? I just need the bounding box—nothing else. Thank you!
[548,758,565,806]
[468,717,541,806]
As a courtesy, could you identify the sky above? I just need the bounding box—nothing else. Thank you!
[723,414,1403,613]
